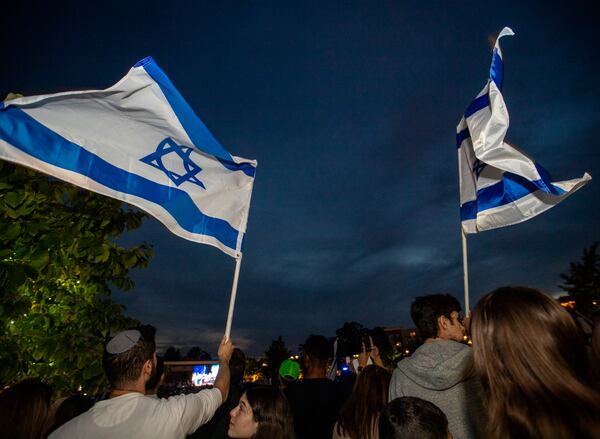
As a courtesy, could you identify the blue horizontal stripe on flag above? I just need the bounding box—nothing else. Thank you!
[456,127,470,148]
[464,93,490,118]
[460,170,567,221]
[0,106,240,251]
[136,56,256,178]
[460,199,477,221]
[489,48,504,90]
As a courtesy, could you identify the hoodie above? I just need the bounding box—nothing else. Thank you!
[389,339,484,439]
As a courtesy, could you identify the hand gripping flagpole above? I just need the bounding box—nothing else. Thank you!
[224,254,243,338]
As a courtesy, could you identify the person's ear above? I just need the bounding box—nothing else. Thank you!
[143,359,153,377]
[438,315,449,333]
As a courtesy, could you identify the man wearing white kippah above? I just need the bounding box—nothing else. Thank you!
[49,326,233,439]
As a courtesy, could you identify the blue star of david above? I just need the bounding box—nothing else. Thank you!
[473,159,486,179]
[140,138,206,189]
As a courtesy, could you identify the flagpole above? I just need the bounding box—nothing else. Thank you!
[224,254,243,338]
[461,229,470,317]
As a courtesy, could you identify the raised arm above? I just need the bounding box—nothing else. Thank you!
[213,335,233,402]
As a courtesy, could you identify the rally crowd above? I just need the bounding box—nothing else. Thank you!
[1,286,599,439]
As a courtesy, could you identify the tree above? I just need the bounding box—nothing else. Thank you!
[185,346,211,361]
[163,346,182,361]
[560,242,600,318]
[334,321,365,358]
[264,336,291,381]
[0,163,153,396]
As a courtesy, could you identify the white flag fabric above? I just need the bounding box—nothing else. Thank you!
[457,27,591,233]
[0,56,256,257]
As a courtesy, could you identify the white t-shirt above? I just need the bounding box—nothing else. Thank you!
[48,388,222,439]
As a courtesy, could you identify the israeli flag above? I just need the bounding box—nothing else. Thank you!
[0,57,256,257]
[457,27,591,233]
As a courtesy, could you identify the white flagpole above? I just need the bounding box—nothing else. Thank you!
[224,254,243,338]
[461,229,470,317]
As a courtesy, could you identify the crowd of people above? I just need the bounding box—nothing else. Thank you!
[1,286,599,439]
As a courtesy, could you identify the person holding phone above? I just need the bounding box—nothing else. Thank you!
[352,336,385,374]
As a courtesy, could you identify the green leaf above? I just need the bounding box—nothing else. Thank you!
[29,248,49,270]
[0,223,21,240]
[3,191,25,209]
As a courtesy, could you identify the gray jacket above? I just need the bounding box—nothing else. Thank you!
[389,339,484,439]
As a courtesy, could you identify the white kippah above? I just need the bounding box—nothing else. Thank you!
[106,329,141,354]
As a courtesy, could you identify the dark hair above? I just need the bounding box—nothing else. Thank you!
[379,396,449,439]
[302,335,331,365]
[410,294,461,339]
[103,325,156,389]
[46,394,94,435]
[145,356,165,391]
[336,365,390,439]
[0,379,52,439]
[471,286,600,439]
[245,386,295,439]
[230,348,247,383]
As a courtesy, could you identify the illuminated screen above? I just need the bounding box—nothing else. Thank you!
[192,364,220,386]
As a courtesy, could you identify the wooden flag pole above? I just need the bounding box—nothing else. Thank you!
[224,254,243,338]
[461,229,471,317]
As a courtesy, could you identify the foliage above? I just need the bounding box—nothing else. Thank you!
[163,346,182,361]
[560,241,600,318]
[334,321,396,368]
[0,163,153,396]
[264,336,291,380]
[185,346,211,361]
[335,321,365,357]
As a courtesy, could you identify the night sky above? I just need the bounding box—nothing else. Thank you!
[2,1,598,356]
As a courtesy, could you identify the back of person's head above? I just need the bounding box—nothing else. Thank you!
[0,379,52,439]
[102,325,156,389]
[145,355,165,392]
[230,348,247,383]
[246,386,295,439]
[302,334,331,367]
[337,365,390,439]
[471,286,600,439]
[46,394,94,435]
[379,396,449,439]
[410,294,461,339]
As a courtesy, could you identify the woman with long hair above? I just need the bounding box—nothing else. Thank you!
[471,286,600,439]
[334,364,390,439]
[0,379,52,439]
[228,386,295,439]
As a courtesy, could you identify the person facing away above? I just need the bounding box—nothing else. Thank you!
[471,286,600,439]
[49,325,233,439]
[379,396,452,439]
[227,386,295,439]
[285,334,346,439]
[0,378,52,439]
[389,294,484,439]
[333,364,390,439]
